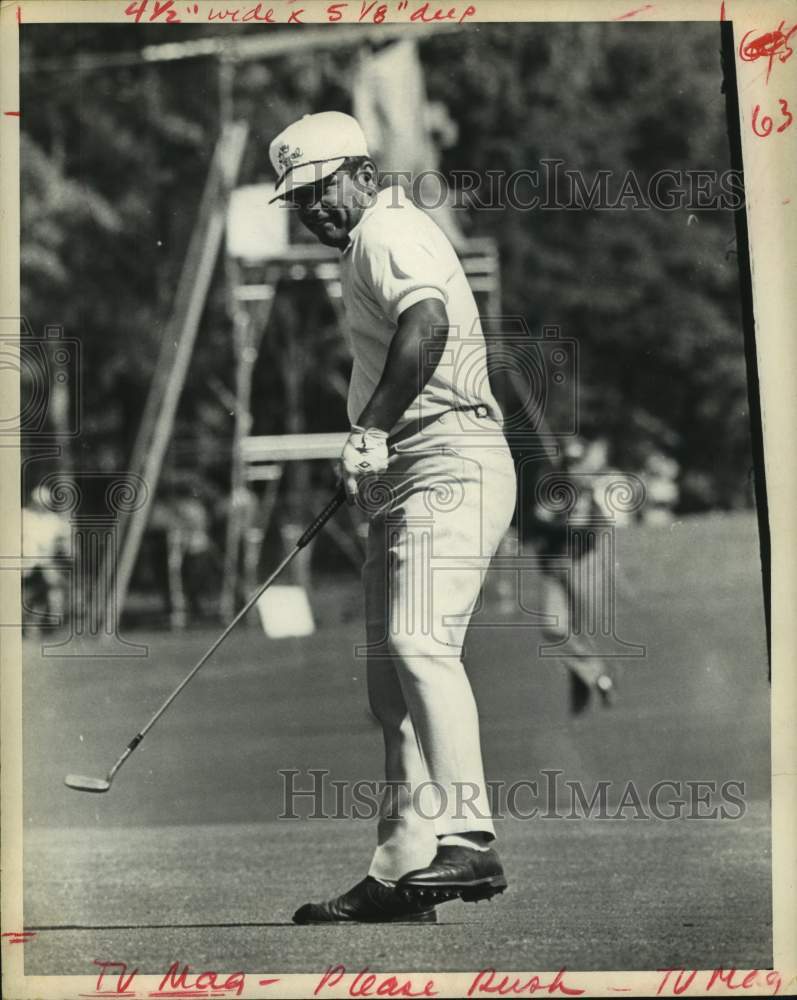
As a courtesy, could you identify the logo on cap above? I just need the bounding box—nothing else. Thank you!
[277,143,304,172]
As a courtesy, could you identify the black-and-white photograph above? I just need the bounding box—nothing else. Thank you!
[2,1,793,997]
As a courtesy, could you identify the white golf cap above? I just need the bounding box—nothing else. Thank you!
[268,112,370,203]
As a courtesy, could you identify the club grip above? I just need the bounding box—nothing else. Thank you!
[297,484,346,549]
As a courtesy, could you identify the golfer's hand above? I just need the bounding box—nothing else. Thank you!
[340,426,389,502]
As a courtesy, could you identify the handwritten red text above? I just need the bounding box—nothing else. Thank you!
[740,21,797,82]
[151,961,246,997]
[467,968,584,997]
[409,2,477,24]
[124,0,181,22]
[656,967,782,996]
[314,965,439,998]
[752,98,793,137]
[1,930,36,944]
[207,4,276,21]
[93,960,138,994]
[613,4,655,21]
[121,0,478,24]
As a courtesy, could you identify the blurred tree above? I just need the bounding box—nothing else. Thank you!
[422,22,753,512]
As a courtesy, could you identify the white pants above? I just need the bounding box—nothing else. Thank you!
[361,412,516,881]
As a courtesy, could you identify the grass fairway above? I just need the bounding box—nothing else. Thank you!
[20,512,771,973]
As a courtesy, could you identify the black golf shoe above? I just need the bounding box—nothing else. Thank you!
[397,846,507,905]
[292,876,437,925]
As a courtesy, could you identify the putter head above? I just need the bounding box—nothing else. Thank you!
[64,774,111,793]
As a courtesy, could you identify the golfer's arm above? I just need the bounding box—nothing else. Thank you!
[356,298,449,433]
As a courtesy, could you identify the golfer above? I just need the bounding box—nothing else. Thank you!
[269,112,517,924]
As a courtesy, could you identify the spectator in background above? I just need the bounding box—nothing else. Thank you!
[171,480,217,621]
[531,438,618,714]
[641,451,679,523]
[22,484,70,633]
[150,474,220,627]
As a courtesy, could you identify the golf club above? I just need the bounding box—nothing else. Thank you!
[65,484,346,794]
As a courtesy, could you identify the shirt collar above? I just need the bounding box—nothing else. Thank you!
[341,185,406,254]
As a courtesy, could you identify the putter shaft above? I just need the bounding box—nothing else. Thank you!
[66,486,345,793]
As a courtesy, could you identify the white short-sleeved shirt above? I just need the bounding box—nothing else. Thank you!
[339,186,501,433]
